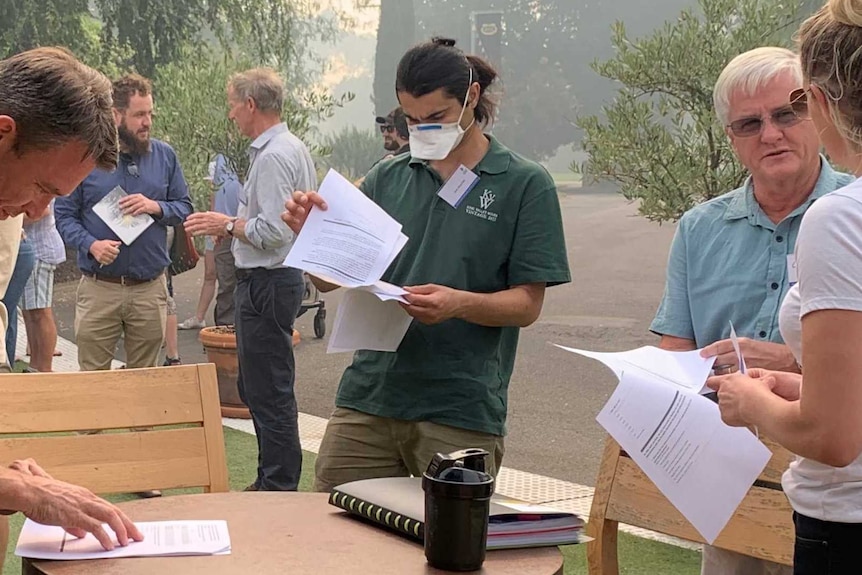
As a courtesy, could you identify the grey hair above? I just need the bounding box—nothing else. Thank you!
[713,47,803,125]
[228,68,284,115]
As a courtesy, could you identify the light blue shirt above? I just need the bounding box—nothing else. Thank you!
[232,123,317,269]
[650,157,854,346]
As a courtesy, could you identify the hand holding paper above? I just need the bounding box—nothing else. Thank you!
[557,342,770,543]
[284,169,406,288]
[283,170,413,353]
[92,186,154,246]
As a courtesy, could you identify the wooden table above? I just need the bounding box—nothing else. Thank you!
[23,492,564,574]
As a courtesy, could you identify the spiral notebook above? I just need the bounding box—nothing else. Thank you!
[329,477,587,550]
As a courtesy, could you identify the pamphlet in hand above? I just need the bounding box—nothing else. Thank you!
[556,343,771,543]
[284,169,413,353]
[16,519,231,560]
[91,186,154,246]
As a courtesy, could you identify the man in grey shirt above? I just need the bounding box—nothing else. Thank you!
[185,68,316,491]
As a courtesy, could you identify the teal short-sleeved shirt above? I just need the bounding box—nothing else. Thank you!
[335,136,571,436]
[650,157,853,347]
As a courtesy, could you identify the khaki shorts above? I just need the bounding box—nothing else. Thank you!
[314,407,505,493]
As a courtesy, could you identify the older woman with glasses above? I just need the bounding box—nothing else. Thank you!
[707,1,862,572]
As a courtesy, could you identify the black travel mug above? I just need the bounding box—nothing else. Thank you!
[422,448,495,571]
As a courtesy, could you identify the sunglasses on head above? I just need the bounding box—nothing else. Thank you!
[379,124,395,134]
[788,88,813,119]
[726,100,809,138]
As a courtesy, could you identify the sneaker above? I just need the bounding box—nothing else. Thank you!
[163,357,182,366]
[178,317,206,330]
[136,490,162,498]
[243,482,260,492]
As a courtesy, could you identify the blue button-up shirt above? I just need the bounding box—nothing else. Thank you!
[212,153,240,218]
[651,157,853,346]
[55,138,193,280]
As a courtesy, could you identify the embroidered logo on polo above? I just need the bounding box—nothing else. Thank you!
[465,188,499,222]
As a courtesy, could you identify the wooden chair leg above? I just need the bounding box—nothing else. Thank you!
[0,514,8,572]
[587,436,623,575]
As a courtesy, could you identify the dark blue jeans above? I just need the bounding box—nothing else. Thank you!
[235,267,304,490]
[793,511,862,574]
[3,239,35,365]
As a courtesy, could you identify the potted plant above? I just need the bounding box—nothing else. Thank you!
[200,326,301,419]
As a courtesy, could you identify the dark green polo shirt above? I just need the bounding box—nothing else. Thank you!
[336,136,571,436]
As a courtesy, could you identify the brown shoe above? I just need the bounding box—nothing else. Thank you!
[243,483,260,492]
[136,490,162,498]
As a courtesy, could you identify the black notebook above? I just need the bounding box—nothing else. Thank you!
[329,476,586,550]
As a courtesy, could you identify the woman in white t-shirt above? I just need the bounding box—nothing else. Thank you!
[707,1,862,573]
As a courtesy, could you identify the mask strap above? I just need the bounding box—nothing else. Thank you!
[456,67,473,124]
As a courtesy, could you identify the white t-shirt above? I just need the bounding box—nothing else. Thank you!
[778,176,862,523]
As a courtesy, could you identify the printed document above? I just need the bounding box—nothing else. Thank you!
[596,370,770,543]
[92,186,154,246]
[327,288,412,353]
[285,169,415,353]
[555,345,716,393]
[284,169,406,288]
[557,343,771,543]
[16,519,231,560]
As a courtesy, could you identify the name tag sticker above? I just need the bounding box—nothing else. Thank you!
[437,165,480,208]
[787,254,798,286]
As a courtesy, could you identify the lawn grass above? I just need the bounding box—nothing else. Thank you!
[2,426,701,574]
[551,171,583,184]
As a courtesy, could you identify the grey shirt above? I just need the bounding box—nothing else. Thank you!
[232,123,317,269]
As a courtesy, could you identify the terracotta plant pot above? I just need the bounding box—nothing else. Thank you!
[199,326,302,420]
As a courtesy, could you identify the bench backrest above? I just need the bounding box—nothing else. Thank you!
[0,364,229,494]
[586,435,794,574]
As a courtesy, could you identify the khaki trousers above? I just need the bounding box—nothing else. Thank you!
[74,275,167,371]
[314,407,505,492]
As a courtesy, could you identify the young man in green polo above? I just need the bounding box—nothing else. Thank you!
[284,38,570,491]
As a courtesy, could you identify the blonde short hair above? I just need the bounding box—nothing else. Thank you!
[713,47,802,125]
[228,68,284,114]
[799,0,862,151]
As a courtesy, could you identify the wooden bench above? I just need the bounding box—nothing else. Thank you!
[586,435,795,574]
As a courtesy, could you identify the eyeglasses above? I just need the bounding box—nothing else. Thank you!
[379,124,395,134]
[788,88,812,120]
[726,105,806,138]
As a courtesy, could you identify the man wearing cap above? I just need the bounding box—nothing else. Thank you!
[375,107,410,159]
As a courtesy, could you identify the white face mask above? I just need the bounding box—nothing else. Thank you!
[408,69,474,161]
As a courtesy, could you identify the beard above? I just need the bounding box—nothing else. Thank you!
[118,121,151,156]
[383,137,400,152]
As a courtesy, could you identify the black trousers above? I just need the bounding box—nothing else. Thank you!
[793,511,862,575]
[235,266,304,490]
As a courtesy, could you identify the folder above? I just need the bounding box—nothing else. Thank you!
[329,477,586,550]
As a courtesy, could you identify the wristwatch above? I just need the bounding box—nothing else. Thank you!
[225,218,237,236]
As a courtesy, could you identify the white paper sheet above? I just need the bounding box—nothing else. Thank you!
[327,288,413,353]
[16,519,231,560]
[285,169,405,287]
[596,370,771,543]
[729,322,747,374]
[555,344,716,394]
[357,280,410,303]
[91,186,154,246]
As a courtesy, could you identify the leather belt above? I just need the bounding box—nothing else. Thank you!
[84,272,162,286]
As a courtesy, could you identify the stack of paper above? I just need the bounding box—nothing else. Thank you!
[285,169,412,353]
[557,342,771,544]
[16,519,231,560]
